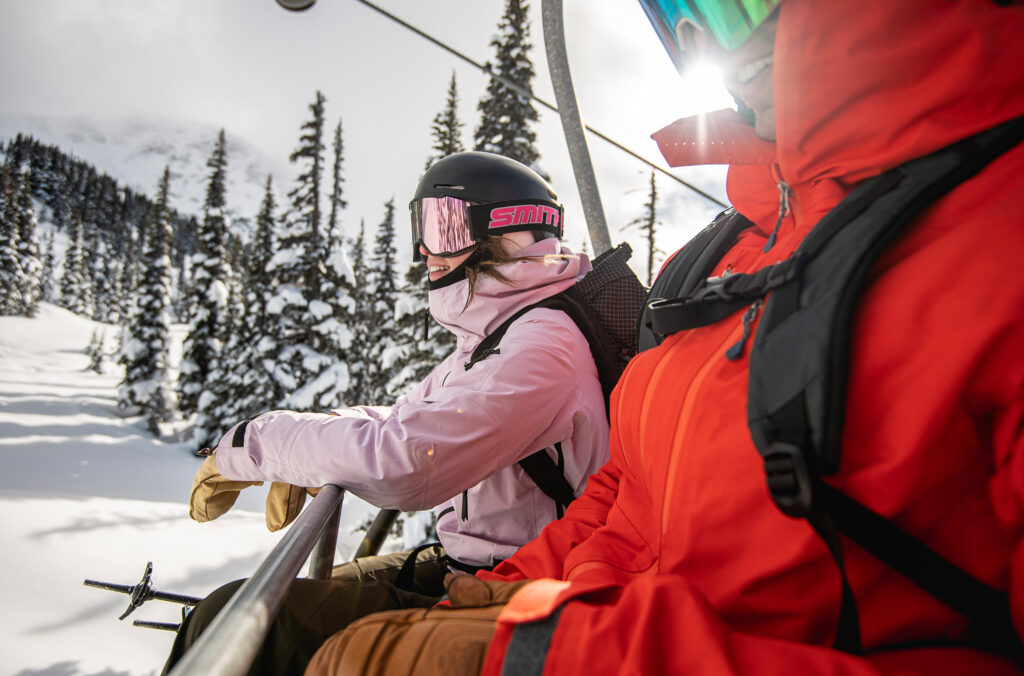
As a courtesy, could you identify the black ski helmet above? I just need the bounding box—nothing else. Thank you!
[410,151,564,261]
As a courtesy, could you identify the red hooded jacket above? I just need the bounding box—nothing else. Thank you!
[479,1,1024,673]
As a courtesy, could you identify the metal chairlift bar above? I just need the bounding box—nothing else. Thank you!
[307,496,343,579]
[354,508,401,559]
[542,0,611,255]
[167,485,345,676]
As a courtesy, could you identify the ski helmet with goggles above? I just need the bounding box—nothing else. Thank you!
[638,0,780,71]
[410,151,563,262]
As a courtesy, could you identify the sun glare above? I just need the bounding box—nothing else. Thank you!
[678,62,733,115]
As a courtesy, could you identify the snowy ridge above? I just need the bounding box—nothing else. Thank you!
[0,303,402,676]
[0,113,289,231]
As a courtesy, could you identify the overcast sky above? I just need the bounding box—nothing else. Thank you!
[0,0,733,266]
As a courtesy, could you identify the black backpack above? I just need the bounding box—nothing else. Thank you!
[465,242,647,517]
[638,114,1024,658]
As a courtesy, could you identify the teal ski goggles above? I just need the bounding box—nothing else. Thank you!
[638,0,780,70]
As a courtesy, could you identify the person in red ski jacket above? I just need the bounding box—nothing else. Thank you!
[305,1,1024,673]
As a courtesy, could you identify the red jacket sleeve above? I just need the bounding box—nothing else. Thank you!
[479,459,621,582]
[485,575,1017,675]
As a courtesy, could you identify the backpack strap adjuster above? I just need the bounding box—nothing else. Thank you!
[691,275,734,303]
[763,442,814,518]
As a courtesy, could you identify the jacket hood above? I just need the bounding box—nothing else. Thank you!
[653,0,1024,227]
[428,238,591,345]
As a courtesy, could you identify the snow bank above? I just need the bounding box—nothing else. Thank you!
[0,303,392,676]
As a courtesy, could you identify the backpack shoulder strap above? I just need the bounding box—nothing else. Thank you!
[637,208,754,352]
[464,288,614,513]
[518,442,575,518]
[751,114,1024,656]
[639,113,1024,657]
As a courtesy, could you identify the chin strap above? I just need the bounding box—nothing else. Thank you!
[427,249,484,291]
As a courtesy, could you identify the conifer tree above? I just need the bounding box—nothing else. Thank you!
[245,175,282,411]
[474,0,540,166]
[210,175,281,431]
[92,239,120,323]
[628,171,663,286]
[116,225,142,324]
[425,71,465,169]
[82,215,108,321]
[192,267,240,449]
[306,119,358,411]
[59,214,94,316]
[327,120,347,246]
[364,198,400,404]
[12,172,42,316]
[86,329,106,374]
[0,165,25,316]
[344,218,371,405]
[118,166,175,435]
[40,230,57,303]
[270,91,329,410]
[387,262,437,397]
[180,130,232,428]
[303,236,357,410]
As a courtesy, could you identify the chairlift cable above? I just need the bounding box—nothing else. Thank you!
[353,0,728,209]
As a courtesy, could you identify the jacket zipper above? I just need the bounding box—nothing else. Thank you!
[763,180,793,252]
[724,299,764,361]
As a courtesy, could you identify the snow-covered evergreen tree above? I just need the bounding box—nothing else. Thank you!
[191,267,240,449]
[91,238,120,323]
[59,214,94,316]
[179,130,232,431]
[270,91,331,410]
[81,214,107,321]
[210,175,280,431]
[245,176,282,412]
[305,119,357,411]
[12,172,42,317]
[118,166,175,435]
[40,230,57,303]
[86,329,106,374]
[474,0,540,166]
[387,262,436,397]
[115,224,142,324]
[425,71,465,169]
[364,198,400,405]
[327,120,347,246]
[344,218,371,405]
[0,164,25,316]
[301,239,357,411]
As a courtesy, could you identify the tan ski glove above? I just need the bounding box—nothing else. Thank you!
[189,453,317,532]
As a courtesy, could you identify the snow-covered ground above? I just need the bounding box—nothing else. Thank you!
[0,304,390,676]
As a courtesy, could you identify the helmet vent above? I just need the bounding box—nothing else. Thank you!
[434,184,465,191]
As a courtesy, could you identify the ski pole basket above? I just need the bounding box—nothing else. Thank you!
[167,484,345,676]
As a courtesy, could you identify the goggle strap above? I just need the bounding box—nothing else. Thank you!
[468,199,564,241]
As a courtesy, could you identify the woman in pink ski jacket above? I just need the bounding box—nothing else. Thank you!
[163,151,610,676]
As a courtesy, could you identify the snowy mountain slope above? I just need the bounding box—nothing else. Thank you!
[0,304,393,676]
[0,113,289,232]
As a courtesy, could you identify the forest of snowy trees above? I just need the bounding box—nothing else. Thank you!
[0,0,606,456]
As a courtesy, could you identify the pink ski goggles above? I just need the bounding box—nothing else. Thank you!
[410,196,563,260]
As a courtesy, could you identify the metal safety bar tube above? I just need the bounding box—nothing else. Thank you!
[167,485,345,676]
[354,508,401,559]
[307,495,343,579]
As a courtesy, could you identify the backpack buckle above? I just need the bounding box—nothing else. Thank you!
[692,275,734,303]
[763,442,814,517]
